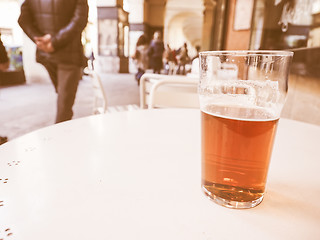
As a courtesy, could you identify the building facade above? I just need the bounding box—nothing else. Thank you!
[1,0,320,83]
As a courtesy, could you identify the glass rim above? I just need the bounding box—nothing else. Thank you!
[199,50,294,57]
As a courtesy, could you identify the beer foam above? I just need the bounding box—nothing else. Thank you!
[202,104,279,121]
[199,79,284,119]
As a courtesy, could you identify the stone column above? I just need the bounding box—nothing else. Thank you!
[97,0,123,7]
[126,0,145,56]
[202,0,228,51]
[96,0,130,73]
[201,0,215,51]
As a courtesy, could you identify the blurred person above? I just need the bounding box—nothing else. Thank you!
[176,42,189,75]
[163,44,176,75]
[0,35,10,144]
[132,34,149,85]
[148,31,164,74]
[18,0,89,123]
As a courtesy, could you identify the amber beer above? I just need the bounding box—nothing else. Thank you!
[201,104,279,206]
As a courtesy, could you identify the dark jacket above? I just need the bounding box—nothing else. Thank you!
[18,0,88,67]
[148,40,164,69]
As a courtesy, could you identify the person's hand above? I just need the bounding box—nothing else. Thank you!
[35,34,54,53]
[0,61,9,71]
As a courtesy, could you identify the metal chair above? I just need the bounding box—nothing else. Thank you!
[88,69,139,114]
[89,70,107,114]
[139,73,199,109]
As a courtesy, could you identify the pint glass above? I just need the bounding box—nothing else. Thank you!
[199,51,293,209]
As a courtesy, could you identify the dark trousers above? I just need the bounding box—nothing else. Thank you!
[42,61,81,123]
[135,68,145,85]
[151,57,162,74]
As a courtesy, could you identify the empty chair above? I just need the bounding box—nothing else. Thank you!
[139,73,199,109]
[89,70,108,114]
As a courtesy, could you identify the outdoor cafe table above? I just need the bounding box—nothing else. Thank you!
[0,109,319,239]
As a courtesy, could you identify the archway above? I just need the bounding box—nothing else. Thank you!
[164,0,203,58]
[165,12,202,57]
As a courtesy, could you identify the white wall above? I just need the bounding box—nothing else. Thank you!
[0,1,23,46]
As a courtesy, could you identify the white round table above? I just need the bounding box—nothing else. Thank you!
[0,109,319,239]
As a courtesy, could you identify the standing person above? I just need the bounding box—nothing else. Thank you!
[176,42,189,75]
[148,31,164,74]
[18,0,89,123]
[133,34,149,85]
[0,35,10,145]
[163,44,176,75]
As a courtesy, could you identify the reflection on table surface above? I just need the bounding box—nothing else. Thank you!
[0,109,319,240]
